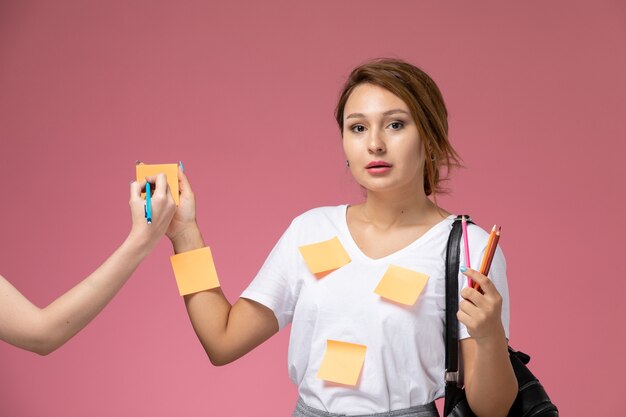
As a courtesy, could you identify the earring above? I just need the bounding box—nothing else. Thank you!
[346,160,350,167]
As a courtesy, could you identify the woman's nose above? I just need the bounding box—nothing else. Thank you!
[368,129,386,154]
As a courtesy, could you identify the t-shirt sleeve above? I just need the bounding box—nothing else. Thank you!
[240,219,301,330]
[458,227,510,341]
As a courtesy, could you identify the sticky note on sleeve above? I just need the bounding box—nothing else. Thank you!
[317,340,367,386]
[298,237,351,278]
[136,163,180,205]
[374,265,429,305]
[170,247,220,296]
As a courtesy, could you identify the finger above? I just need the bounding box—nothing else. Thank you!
[460,286,484,307]
[153,173,169,199]
[143,175,157,192]
[467,269,496,295]
[457,310,476,329]
[129,180,148,219]
[163,176,176,205]
[458,299,480,316]
[130,180,146,202]
[175,164,184,196]
[178,164,194,196]
[461,267,493,294]
[143,174,167,197]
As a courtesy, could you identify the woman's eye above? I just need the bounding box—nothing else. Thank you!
[389,121,404,130]
[350,124,366,133]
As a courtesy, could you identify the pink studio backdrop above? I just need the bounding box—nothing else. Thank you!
[1,1,624,416]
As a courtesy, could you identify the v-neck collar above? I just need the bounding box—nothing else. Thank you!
[338,204,455,264]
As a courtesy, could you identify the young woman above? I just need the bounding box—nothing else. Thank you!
[167,59,517,417]
[0,174,176,355]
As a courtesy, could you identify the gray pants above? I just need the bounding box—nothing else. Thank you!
[292,397,439,417]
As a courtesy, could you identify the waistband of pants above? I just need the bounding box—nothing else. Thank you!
[292,397,439,417]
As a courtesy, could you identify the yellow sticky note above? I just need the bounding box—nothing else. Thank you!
[170,247,220,296]
[317,340,367,386]
[374,265,429,305]
[136,163,180,205]
[298,237,351,278]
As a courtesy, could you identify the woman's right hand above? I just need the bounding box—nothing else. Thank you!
[166,165,204,252]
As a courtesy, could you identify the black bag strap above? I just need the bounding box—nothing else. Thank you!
[445,215,472,386]
[444,216,560,416]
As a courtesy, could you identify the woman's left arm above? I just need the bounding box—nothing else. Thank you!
[457,268,518,417]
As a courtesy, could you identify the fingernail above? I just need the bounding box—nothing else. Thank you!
[179,160,184,172]
[460,266,467,273]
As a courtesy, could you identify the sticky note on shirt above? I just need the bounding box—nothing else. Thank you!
[374,265,429,306]
[317,340,367,386]
[298,237,351,278]
[170,247,220,296]
[136,163,180,205]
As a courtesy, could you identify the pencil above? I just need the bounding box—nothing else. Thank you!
[474,226,501,290]
[482,226,501,276]
[477,225,497,276]
[461,216,472,287]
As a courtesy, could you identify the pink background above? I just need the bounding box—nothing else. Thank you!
[1,1,624,416]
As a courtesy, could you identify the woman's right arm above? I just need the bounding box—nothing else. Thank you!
[167,168,279,366]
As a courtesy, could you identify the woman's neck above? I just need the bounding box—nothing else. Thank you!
[357,190,445,229]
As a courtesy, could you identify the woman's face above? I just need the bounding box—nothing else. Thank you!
[342,83,425,195]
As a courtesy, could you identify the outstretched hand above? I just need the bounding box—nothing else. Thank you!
[129,173,176,249]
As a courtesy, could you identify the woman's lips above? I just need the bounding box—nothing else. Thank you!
[366,166,392,175]
[366,160,391,168]
[366,161,393,175]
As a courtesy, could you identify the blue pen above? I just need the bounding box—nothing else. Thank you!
[145,182,152,224]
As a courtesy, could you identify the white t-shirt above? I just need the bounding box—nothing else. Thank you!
[241,205,509,414]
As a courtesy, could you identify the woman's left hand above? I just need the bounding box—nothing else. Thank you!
[457,268,506,343]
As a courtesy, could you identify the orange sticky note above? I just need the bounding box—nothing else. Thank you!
[374,265,429,305]
[170,247,220,296]
[298,237,351,278]
[317,340,367,386]
[136,163,180,205]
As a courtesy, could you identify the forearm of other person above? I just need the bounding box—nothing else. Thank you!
[0,174,175,354]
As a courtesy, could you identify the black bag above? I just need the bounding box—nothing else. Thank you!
[444,216,558,417]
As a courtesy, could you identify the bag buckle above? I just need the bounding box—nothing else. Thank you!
[445,371,458,383]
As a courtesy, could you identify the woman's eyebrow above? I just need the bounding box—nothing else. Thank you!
[382,109,410,116]
[345,109,410,119]
[345,113,365,120]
